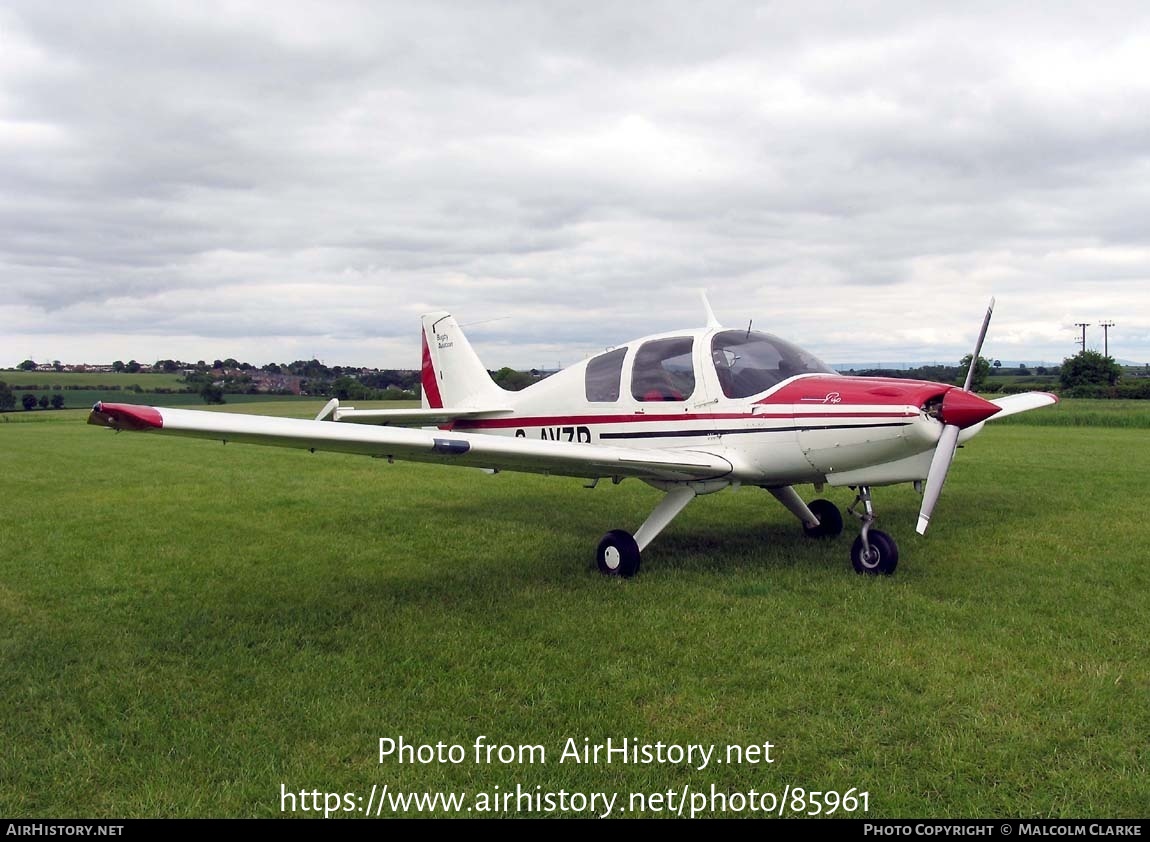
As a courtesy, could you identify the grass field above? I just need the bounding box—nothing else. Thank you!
[0,370,321,411]
[1,401,1146,818]
[993,398,1150,428]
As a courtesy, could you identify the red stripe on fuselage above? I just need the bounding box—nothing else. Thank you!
[451,409,917,431]
[449,377,938,432]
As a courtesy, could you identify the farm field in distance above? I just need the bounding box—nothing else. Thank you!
[0,369,319,411]
[0,371,189,389]
[1,400,1146,818]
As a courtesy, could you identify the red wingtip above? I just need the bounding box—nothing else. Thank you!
[87,402,164,431]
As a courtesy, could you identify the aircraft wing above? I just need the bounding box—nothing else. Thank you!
[987,391,1059,419]
[88,403,733,483]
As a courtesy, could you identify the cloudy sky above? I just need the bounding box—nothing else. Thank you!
[3,1,1149,370]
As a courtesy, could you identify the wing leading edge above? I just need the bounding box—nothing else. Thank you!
[88,403,733,483]
[988,391,1059,419]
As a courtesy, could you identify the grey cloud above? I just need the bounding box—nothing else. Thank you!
[3,1,1150,367]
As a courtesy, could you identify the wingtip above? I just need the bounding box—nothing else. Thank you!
[87,402,163,431]
[915,515,930,535]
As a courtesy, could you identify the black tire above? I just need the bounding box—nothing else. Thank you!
[803,498,844,539]
[850,529,899,575]
[596,530,641,578]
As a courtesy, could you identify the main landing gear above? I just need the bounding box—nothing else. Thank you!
[595,485,700,579]
[801,498,844,539]
[596,530,641,577]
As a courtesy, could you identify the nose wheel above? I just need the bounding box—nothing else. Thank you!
[847,486,899,575]
[850,530,898,575]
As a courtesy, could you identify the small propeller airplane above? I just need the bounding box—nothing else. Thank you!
[89,294,1056,578]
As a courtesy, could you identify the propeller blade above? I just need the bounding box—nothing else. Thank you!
[962,297,995,392]
[919,297,997,535]
[916,423,960,535]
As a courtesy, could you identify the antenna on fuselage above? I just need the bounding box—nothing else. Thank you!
[699,290,721,329]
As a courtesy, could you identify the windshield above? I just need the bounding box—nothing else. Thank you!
[711,330,834,398]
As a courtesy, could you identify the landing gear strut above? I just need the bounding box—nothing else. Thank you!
[595,485,699,578]
[847,485,899,575]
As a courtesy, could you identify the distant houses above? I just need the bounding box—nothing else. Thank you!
[209,367,304,394]
[52,363,137,373]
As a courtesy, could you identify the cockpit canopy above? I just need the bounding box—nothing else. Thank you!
[631,336,696,402]
[583,328,834,404]
[710,330,834,399]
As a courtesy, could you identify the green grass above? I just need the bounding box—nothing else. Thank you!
[0,403,1146,818]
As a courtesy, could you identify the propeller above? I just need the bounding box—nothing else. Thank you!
[915,298,1000,535]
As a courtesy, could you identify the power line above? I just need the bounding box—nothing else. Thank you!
[1099,321,1115,357]
[1074,323,1091,354]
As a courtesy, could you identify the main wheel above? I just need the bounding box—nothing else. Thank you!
[596,530,641,578]
[850,529,899,575]
[803,499,844,539]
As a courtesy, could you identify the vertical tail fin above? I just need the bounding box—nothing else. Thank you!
[420,312,506,409]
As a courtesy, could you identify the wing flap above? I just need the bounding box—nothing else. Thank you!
[88,403,732,482]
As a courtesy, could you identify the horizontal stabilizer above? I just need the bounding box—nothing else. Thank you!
[330,406,513,426]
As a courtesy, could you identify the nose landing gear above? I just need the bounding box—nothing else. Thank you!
[847,485,899,575]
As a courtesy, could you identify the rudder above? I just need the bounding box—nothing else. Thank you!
[420,312,505,409]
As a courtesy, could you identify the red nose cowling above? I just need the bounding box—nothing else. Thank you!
[938,388,1001,429]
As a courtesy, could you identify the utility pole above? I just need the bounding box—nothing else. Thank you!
[1100,321,1115,357]
[1074,322,1091,354]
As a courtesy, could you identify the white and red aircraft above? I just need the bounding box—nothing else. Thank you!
[88,296,1056,577]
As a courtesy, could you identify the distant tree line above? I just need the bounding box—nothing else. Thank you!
[849,349,1143,398]
[851,359,1058,393]
[0,382,65,411]
[5,348,1142,410]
